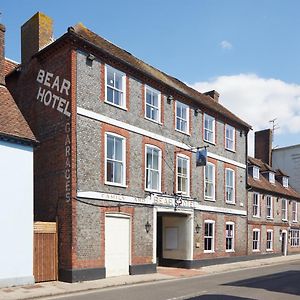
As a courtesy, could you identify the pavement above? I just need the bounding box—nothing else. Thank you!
[1,254,300,300]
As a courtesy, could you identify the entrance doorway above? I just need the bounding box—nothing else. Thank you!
[281,230,287,256]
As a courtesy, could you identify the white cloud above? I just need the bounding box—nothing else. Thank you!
[189,74,300,155]
[220,40,233,50]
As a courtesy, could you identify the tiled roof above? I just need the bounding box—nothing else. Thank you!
[248,156,300,200]
[0,59,36,143]
[68,23,251,129]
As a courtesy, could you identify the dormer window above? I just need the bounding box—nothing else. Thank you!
[253,166,260,180]
[269,172,275,184]
[283,176,288,188]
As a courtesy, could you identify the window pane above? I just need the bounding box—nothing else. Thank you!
[107,69,114,87]
[114,138,123,161]
[146,105,152,119]
[114,90,122,106]
[114,72,122,90]
[107,136,114,159]
[107,87,114,103]
[114,161,123,183]
[106,161,114,182]
[152,149,159,170]
[152,170,159,190]
[146,148,153,168]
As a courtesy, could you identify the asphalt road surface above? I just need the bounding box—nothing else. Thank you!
[43,261,300,300]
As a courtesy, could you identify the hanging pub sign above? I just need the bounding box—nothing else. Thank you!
[196,148,207,167]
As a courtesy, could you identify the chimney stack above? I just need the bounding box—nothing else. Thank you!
[255,129,273,166]
[21,12,53,64]
[0,23,5,85]
[204,90,219,102]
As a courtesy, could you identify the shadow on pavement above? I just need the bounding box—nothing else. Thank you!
[187,295,253,299]
[223,270,300,296]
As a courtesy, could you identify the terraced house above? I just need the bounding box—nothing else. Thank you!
[7,12,251,282]
[247,130,300,256]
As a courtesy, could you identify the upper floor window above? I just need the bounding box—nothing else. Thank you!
[226,222,235,252]
[266,196,273,219]
[204,220,215,253]
[225,124,235,151]
[283,177,289,188]
[176,155,190,196]
[145,86,161,123]
[253,166,260,180]
[204,114,215,144]
[292,201,298,222]
[204,163,215,201]
[105,133,126,186]
[282,199,288,221]
[176,101,189,134]
[253,193,260,217]
[266,230,273,251]
[225,168,235,204]
[269,172,275,184]
[105,64,126,108]
[252,229,260,251]
[145,145,161,192]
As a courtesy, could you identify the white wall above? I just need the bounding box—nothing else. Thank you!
[272,145,300,194]
[0,140,34,287]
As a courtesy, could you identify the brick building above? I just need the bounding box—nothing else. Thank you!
[247,130,300,256]
[7,12,251,282]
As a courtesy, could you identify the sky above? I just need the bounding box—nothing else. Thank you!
[1,0,300,155]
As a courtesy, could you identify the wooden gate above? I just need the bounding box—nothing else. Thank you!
[33,222,58,282]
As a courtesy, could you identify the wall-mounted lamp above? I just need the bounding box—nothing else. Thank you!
[195,223,201,234]
[145,221,151,233]
[167,95,174,104]
[240,130,243,137]
[87,53,95,61]
[194,108,201,116]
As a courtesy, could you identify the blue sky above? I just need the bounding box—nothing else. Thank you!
[1,0,300,152]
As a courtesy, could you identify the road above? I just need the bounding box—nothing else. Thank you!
[43,261,300,300]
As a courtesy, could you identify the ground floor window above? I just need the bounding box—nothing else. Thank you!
[252,229,260,251]
[266,230,273,251]
[290,229,300,247]
[226,222,234,252]
[204,221,215,252]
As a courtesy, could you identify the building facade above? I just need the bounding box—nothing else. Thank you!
[7,12,251,282]
[0,24,36,287]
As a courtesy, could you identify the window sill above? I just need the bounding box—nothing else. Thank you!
[175,128,190,136]
[226,201,236,205]
[203,139,216,146]
[252,249,260,252]
[292,220,298,223]
[145,188,162,193]
[104,100,127,111]
[105,181,128,188]
[282,219,288,222]
[266,217,274,220]
[253,215,261,219]
[225,147,236,153]
[204,250,215,254]
[266,249,273,252]
[145,116,163,126]
[204,197,216,202]
[225,249,235,253]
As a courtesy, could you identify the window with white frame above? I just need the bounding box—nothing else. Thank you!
[253,166,260,180]
[226,222,235,252]
[253,193,260,217]
[204,114,215,143]
[204,221,215,252]
[105,133,126,185]
[283,176,289,188]
[105,65,126,108]
[145,86,160,123]
[176,101,189,133]
[292,201,297,222]
[282,199,288,221]
[266,196,273,219]
[290,229,300,247]
[266,230,273,251]
[145,145,161,192]
[252,229,260,251]
[204,163,215,200]
[225,168,235,203]
[176,155,190,196]
[225,124,235,151]
[269,172,275,184]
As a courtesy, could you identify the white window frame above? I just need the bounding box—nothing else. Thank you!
[266,230,273,251]
[204,114,215,144]
[175,101,189,134]
[204,162,215,201]
[225,168,235,204]
[253,166,260,180]
[269,172,275,184]
[145,144,162,193]
[204,220,215,253]
[176,154,190,197]
[253,193,260,218]
[266,196,273,219]
[290,229,300,247]
[283,176,289,188]
[225,222,235,252]
[252,229,260,252]
[105,64,127,109]
[225,124,235,151]
[292,201,298,223]
[144,85,161,124]
[104,132,126,187]
[282,199,288,221]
